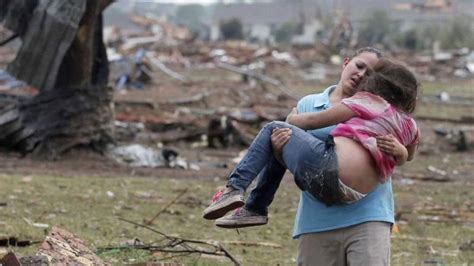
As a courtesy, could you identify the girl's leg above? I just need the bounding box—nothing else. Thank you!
[205,121,330,220]
[227,121,296,191]
[204,121,292,220]
[229,121,330,193]
[245,157,287,216]
[213,158,287,228]
[213,122,330,227]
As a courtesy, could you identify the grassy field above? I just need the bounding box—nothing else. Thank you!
[1,173,473,265]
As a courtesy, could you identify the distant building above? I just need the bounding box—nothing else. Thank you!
[210,0,473,43]
[211,0,329,44]
[335,0,472,30]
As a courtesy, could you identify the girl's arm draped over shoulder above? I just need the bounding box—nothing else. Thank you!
[286,104,356,130]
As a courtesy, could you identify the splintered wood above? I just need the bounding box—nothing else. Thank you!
[36,226,104,265]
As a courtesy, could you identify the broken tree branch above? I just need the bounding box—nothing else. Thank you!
[117,217,241,265]
[145,188,188,225]
[210,240,283,249]
[0,237,41,247]
[393,172,451,182]
[392,235,453,244]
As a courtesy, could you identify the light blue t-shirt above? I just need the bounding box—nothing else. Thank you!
[293,85,395,238]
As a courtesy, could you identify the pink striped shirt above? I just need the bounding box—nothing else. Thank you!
[331,91,419,183]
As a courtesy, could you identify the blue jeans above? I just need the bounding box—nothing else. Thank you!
[227,121,341,213]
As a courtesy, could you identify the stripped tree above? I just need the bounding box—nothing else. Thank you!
[0,0,113,158]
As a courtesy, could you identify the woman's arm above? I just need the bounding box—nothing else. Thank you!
[286,104,356,130]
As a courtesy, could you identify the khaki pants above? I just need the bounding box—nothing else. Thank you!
[297,222,391,266]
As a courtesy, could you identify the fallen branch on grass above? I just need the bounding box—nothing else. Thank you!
[0,237,41,247]
[145,188,189,225]
[393,172,451,182]
[214,240,282,249]
[391,235,453,244]
[109,217,241,265]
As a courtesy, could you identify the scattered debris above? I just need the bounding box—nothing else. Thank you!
[398,171,451,182]
[216,62,298,100]
[0,237,39,247]
[459,240,474,251]
[433,126,471,151]
[438,91,450,102]
[108,144,198,170]
[23,217,49,229]
[427,165,447,176]
[0,69,27,90]
[108,144,167,167]
[215,240,282,249]
[147,53,187,82]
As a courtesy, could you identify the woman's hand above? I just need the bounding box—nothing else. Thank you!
[271,128,292,165]
[376,134,408,166]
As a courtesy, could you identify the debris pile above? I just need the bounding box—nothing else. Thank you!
[0,13,472,173]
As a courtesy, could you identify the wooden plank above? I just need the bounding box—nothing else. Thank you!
[36,226,104,265]
[6,126,34,147]
[7,0,87,90]
[0,108,19,124]
[147,55,188,82]
[0,118,22,140]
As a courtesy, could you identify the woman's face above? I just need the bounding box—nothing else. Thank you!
[340,52,379,96]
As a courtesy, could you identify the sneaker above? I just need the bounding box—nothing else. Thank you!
[202,188,244,220]
[214,207,268,228]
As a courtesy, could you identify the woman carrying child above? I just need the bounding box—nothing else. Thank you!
[203,58,419,225]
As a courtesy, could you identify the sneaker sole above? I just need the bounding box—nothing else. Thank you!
[202,194,244,220]
[214,218,268,229]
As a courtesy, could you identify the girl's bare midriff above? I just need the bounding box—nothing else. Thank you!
[334,136,379,194]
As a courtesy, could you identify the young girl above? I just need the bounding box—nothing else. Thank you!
[203,59,420,226]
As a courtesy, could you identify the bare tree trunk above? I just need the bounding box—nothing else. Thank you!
[0,0,114,158]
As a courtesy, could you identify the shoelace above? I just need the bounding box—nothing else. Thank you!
[234,207,242,215]
[211,190,224,203]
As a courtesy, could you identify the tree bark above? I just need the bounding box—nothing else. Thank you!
[0,0,114,158]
